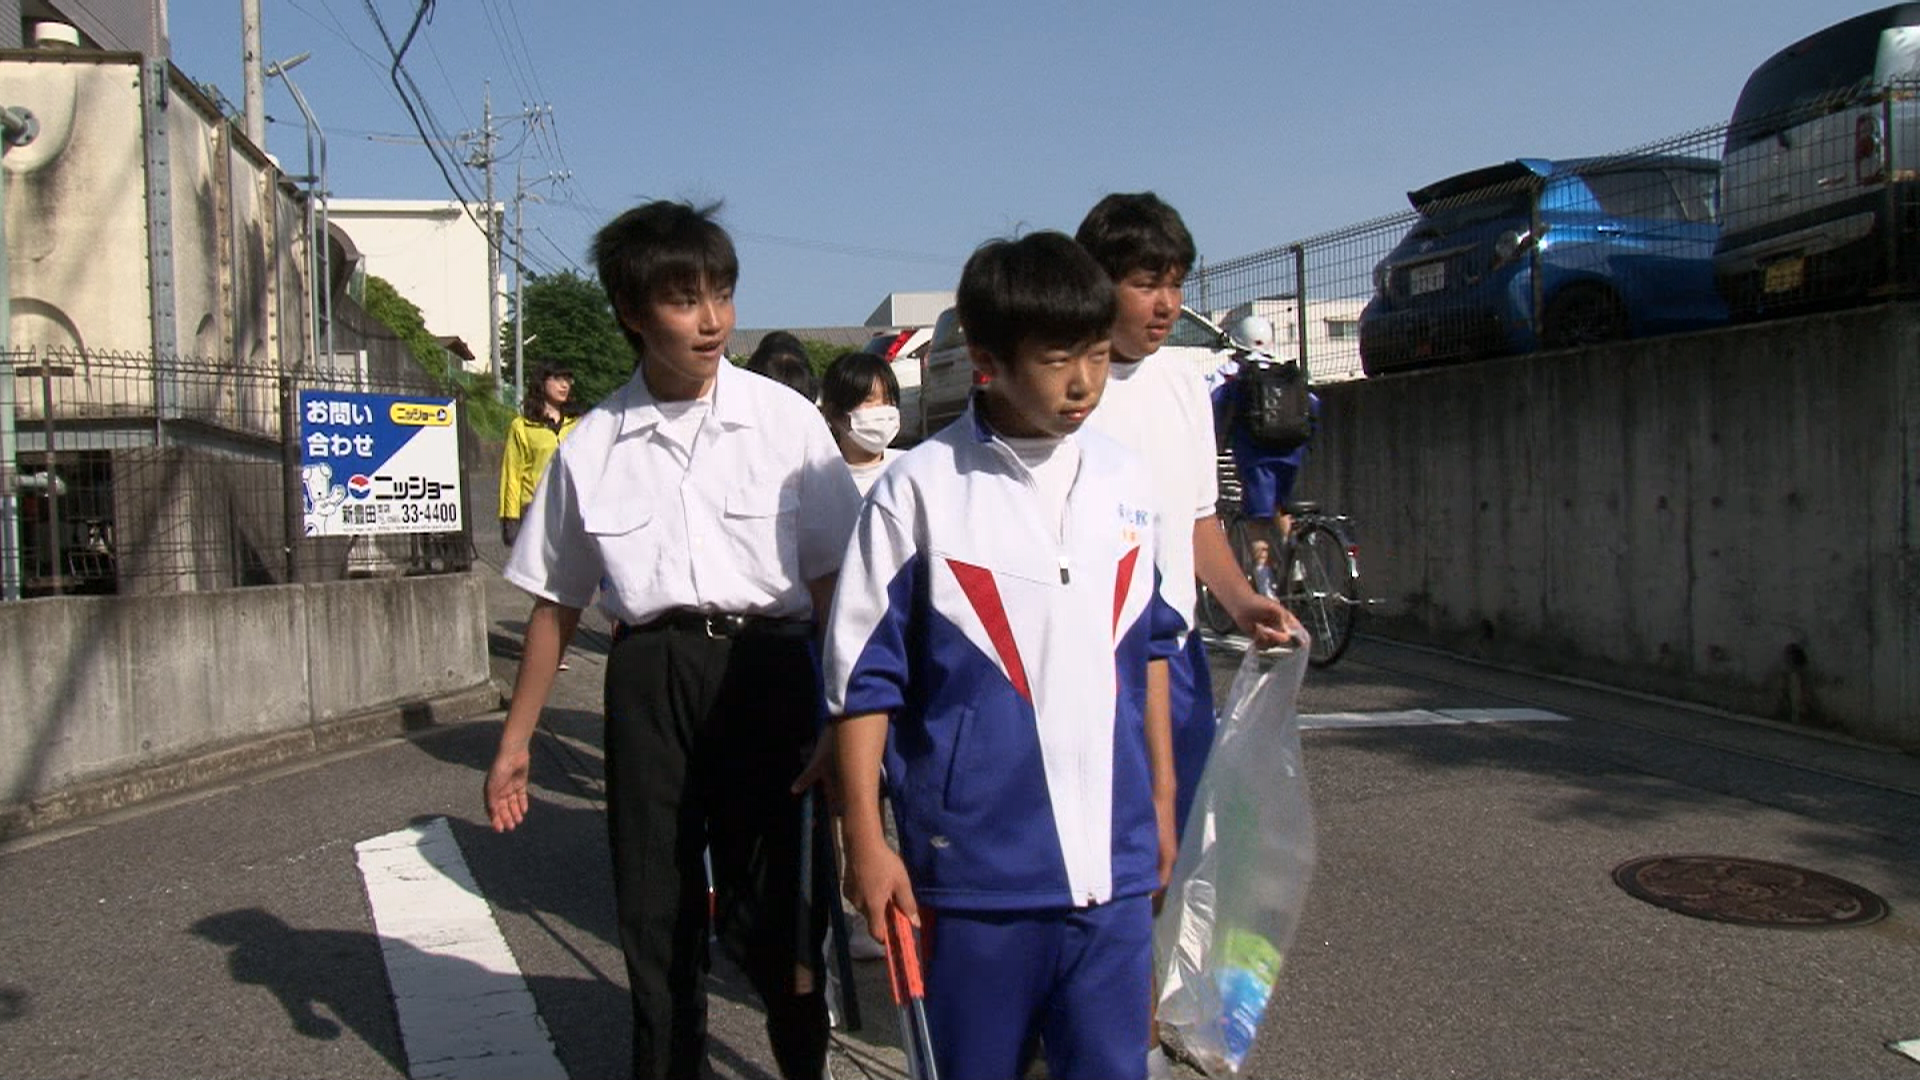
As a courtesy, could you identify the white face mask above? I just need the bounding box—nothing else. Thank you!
[845,404,900,454]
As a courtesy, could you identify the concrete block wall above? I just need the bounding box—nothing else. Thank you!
[1305,304,1919,749]
[0,572,492,821]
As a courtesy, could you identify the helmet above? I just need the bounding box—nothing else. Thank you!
[1226,315,1275,352]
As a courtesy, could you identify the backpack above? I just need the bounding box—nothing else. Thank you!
[1235,357,1313,451]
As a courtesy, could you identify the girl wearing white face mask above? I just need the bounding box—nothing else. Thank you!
[820,351,904,496]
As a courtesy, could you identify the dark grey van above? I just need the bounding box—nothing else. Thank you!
[1716,4,1920,316]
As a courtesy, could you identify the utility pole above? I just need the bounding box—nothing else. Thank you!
[479,82,501,394]
[512,160,568,405]
[513,155,524,406]
[241,0,265,146]
[464,90,551,401]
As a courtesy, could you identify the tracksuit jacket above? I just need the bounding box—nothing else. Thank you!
[824,405,1186,911]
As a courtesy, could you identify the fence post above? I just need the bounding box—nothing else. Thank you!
[1885,93,1899,289]
[40,361,60,596]
[1529,193,1546,341]
[0,349,17,600]
[1292,243,1309,377]
[280,375,302,583]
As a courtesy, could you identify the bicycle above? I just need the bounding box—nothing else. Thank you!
[1197,498,1365,668]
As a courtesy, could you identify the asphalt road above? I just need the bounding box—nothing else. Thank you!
[2,520,1916,1079]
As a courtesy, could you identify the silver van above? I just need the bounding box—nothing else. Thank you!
[1716,4,1920,317]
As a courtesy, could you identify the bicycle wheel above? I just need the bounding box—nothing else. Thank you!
[1197,514,1262,637]
[1284,522,1359,666]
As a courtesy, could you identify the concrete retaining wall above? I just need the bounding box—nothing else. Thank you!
[1306,304,1919,748]
[0,572,493,832]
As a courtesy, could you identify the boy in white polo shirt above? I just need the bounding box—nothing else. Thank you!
[484,200,862,1080]
[827,232,1184,1080]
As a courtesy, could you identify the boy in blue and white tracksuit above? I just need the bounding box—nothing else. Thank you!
[826,232,1184,1080]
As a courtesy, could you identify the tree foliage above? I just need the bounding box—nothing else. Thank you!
[363,274,514,438]
[508,270,633,409]
[363,275,451,379]
[800,338,848,380]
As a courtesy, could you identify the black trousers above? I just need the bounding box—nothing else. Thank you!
[603,623,831,1080]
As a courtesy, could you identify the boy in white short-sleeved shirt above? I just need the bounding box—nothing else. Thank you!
[485,200,862,1080]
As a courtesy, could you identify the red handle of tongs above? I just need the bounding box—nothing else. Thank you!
[883,903,925,1003]
[884,902,937,1080]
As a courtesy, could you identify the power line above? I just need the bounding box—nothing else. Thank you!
[362,0,499,251]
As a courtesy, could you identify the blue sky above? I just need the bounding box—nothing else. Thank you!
[170,0,1870,329]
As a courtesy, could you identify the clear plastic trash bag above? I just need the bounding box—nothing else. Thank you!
[1155,641,1315,1077]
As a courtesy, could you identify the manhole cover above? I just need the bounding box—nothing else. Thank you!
[1612,855,1888,929]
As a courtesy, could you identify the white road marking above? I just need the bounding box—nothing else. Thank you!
[1892,1038,1920,1064]
[356,818,566,1080]
[1300,707,1567,729]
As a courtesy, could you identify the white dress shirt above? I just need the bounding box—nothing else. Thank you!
[506,360,864,624]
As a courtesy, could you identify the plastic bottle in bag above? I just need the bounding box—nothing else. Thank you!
[1155,642,1315,1078]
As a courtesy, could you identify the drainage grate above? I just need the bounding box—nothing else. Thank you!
[1612,855,1889,929]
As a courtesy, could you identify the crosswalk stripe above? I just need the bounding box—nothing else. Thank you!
[1300,707,1567,729]
[355,818,566,1080]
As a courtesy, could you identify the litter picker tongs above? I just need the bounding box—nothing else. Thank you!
[884,903,939,1080]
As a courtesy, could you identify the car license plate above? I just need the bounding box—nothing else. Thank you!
[1409,261,1445,295]
[1763,257,1805,294]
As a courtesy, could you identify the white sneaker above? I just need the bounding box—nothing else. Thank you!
[843,909,885,960]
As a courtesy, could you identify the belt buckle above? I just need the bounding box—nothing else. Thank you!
[704,613,746,638]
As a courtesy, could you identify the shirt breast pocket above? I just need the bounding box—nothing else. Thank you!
[581,497,661,596]
[721,483,799,584]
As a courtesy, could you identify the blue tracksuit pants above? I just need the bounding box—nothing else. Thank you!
[920,895,1153,1080]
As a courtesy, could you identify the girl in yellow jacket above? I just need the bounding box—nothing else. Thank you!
[498,362,580,547]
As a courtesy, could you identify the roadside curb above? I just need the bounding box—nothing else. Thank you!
[0,681,502,841]
[1346,635,1920,800]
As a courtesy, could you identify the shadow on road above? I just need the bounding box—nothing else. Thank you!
[191,908,410,1073]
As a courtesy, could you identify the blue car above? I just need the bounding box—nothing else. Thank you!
[1358,156,1727,376]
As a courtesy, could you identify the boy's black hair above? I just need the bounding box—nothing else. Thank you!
[748,330,809,370]
[591,200,738,359]
[956,231,1115,364]
[819,351,900,419]
[746,350,819,401]
[1073,191,1196,281]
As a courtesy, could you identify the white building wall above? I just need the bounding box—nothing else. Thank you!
[865,290,953,330]
[328,200,500,375]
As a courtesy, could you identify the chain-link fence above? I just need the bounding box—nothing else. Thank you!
[1192,83,1920,383]
[0,345,475,601]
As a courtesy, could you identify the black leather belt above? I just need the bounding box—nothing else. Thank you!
[614,609,812,643]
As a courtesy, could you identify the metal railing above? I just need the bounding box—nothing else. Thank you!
[0,346,474,600]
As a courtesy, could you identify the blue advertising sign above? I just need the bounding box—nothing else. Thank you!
[298,391,464,536]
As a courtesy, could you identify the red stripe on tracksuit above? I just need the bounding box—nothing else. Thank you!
[945,558,1032,703]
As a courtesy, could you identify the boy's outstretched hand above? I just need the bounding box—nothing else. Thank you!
[485,743,532,832]
[845,839,918,950]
